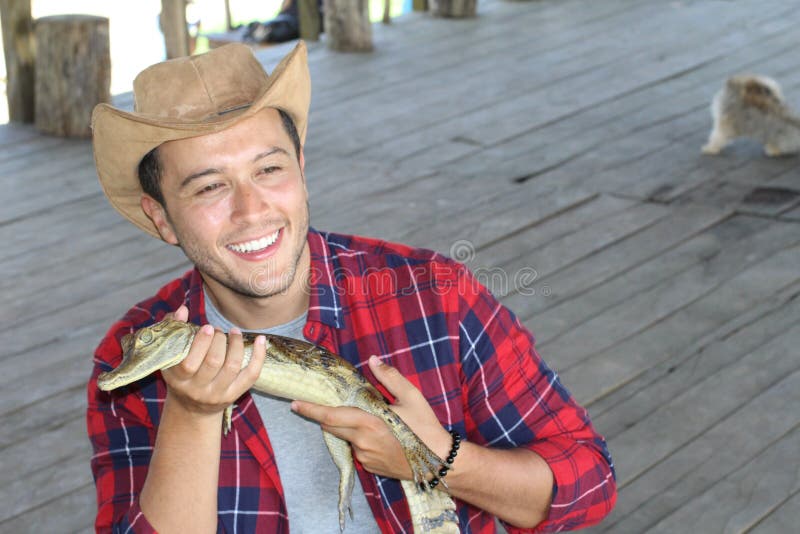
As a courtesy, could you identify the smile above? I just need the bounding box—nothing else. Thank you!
[226,229,281,253]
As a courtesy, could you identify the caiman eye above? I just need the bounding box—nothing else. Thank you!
[139,330,153,344]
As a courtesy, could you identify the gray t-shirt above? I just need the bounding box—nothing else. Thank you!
[204,293,379,533]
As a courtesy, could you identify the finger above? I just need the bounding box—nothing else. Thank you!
[192,328,228,384]
[368,355,418,401]
[291,401,366,430]
[170,324,215,378]
[229,334,267,395]
[173,305,189,322]
[212,327,245,388]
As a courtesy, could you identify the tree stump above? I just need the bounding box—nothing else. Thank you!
[429,0,477,18]
[0,0,35,122]
[324,0,373,52]
[34,15,111,138]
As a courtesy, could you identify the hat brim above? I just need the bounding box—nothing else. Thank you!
[92,41,310,239]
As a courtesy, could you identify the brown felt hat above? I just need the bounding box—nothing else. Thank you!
[91,41,310,239]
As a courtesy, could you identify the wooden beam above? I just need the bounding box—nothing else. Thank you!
[298,0,321,42]
[160,0,189,58]
[223,0,232,31]
[0,0,35,123]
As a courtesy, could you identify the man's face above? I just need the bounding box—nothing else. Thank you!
[143,109,310,300]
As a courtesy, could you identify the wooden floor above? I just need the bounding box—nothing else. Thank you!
[2,0,800,531]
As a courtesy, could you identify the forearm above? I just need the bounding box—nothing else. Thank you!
[438,439,553,529]
[139,393,224,533]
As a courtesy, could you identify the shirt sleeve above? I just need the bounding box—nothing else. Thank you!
[456,268,617,532]
[86,327,161,534]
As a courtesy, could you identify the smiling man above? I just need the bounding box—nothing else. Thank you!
[87,42,616,533]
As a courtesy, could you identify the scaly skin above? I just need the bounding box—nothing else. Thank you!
[97,318,459,533]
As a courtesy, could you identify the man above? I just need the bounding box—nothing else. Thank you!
[87,42,616,533]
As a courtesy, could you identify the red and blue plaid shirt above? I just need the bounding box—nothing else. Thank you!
[87,229,616,533]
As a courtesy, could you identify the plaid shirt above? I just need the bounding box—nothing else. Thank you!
[87,229,616,533]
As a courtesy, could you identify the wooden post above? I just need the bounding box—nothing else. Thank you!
[412,0,428,12]
[34,15,110,137]
[160,0,189,58]
[223,0,233,31]
[298,0,321,41]
[0,0,35,122]
[429,0,476,17]
[324,0,373,52]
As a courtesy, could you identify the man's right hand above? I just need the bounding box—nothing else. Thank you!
[139,305,266,532]
[159,305,267,419]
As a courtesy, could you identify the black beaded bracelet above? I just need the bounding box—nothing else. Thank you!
[424,430,462,490]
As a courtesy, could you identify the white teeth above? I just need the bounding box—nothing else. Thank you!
[228,230,279,253]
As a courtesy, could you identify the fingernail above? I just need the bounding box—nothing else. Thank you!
[201,324,214,335]
[290,401,299,411]
[230,326,242,335]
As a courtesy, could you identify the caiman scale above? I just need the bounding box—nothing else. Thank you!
[97,318,459,533]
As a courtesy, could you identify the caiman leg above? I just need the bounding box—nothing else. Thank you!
[322,430,356,531]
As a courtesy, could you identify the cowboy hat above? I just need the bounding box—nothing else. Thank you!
[91,41,310,239]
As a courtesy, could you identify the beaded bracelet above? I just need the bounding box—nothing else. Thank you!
[424,430,462,490]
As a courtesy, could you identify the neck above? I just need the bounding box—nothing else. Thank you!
[202,244,311,330]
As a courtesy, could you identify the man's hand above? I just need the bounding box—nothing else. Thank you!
[160,305,267,419]
[291,355,452,480]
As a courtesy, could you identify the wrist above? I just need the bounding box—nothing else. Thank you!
[163,391,225,430]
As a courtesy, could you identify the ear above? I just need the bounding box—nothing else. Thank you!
[299,147,305,173]
[298,148,307,194]
[141,195,178,245]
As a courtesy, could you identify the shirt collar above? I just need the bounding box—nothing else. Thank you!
[306,227,344,329]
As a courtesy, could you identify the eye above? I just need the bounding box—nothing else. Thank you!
[139,330,153,344]
[198,182,224,195]
[259,166,281,175]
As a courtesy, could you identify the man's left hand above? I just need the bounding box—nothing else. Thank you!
[291,355,452,481]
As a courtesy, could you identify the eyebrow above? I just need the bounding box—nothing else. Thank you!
[179,147,290,190]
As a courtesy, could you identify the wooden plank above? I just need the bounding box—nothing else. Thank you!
[594,347,800,532]
[307,0,646,100]
[647,423,800,533]
[589,281,800,437]
[0,439,93,523]
[779,204,800,221]
[562,231,800,405]
[464,194,638,271]
[1,238,187,330]
[0,484,95,533]
[0,149,98,224]
[444,22,800,197]
[0,264,189,378]
[400,17,795,173]
[541,215,798,370]
[0,386,84,448]
[487,201,671,300]
[0,414,87,481]
[748,490,800,534]
[502,205,731,325]
[309,0,749,155]
[675,180,800,218]
[334,2,797,166]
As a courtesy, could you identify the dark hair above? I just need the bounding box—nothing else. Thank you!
[137,108,302,206]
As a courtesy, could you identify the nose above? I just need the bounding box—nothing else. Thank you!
[230,181,268,225]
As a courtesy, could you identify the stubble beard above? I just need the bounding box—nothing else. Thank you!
[177,207,310,300]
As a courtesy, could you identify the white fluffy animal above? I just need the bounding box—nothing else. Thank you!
[702,74,800,156]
